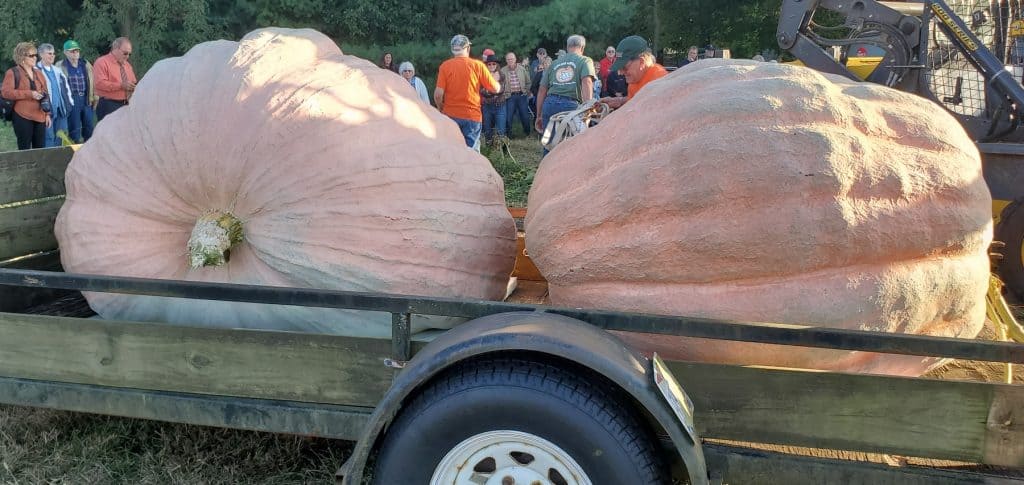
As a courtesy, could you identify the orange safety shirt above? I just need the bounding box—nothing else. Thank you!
[436,56,499,122]
[627,63,668,100]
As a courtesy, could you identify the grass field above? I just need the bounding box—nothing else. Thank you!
[0,131,545,484]
[0,124,16,152]
[0,407,348,484]
[485,133,543,208]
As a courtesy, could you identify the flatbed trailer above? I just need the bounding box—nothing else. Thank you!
[2,147,1023,484]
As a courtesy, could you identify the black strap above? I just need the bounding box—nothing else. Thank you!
[12,66,36,91]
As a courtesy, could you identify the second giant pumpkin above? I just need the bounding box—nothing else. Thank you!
[525,59,992,376]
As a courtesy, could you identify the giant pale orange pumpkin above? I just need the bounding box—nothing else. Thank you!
[525,59,992,376]
[55,28,516,336]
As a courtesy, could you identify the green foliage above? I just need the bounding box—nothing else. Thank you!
[0,0,790,81]
[472,0,635,60]
[73,0,217,75]
[636,0,783,59]
[0,0,76,70]
[342,0,636,97]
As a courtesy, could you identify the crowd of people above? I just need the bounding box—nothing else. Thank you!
[1,37,136,150]
[389,33,675,155]
[3,32,680,155]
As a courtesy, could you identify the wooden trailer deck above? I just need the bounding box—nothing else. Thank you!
[1,146,1023,484]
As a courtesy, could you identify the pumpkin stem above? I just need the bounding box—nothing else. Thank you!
[187,211,244,269]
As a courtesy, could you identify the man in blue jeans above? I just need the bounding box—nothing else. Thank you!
[534,34,595,156]
[501,52,532,138]
[56,40,97,143]
[435,34,501,151]
[37,43,72,147]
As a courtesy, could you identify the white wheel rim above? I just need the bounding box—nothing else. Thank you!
[430,430,593,485]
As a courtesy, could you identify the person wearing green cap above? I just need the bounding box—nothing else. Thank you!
[600,35,668,110]
[56,39,97,142]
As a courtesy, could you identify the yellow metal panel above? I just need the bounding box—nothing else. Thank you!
[994,199,1012,225]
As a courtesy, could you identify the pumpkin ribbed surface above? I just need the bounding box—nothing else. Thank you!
[525,59,992,375]
[55,28,516,336]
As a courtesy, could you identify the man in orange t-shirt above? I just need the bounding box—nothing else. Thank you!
[599,36,668,110]
[435,34,500,151]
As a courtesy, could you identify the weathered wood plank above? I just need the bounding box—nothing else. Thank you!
[0,250,66,313]
[511,232,545,281]
[0,376,373,440]
[703,443,1021,485]
[0,198,63,260]
[985,385,1024,465]
[0,312,394,407]
[0,146,75,203]
[3,268,1022,364]
[667,361,1024,465]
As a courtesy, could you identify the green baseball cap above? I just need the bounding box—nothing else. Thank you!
[63,40,81,51]
[610,35,651,71]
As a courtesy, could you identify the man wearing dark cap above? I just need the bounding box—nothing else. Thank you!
[600,35,668,110]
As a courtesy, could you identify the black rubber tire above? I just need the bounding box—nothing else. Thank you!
[996,199,1024,302]
[372,357,668,485]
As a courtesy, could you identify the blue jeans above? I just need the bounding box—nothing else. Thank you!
[67,94,95,143]
[482,102,507,142]
[450,116,482,152]
[45,108,69,148]
[506,94,532,136]
[541,95,579,156]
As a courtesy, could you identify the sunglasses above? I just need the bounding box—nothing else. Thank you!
[121,50,132,57]
[25,53,38,59]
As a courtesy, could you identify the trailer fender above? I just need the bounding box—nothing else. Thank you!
[338,311,708,485]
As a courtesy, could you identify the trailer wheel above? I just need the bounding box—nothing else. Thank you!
[372,357,668,485]
[996,199,1024,301]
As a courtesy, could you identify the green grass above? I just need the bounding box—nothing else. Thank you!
[0,123,16,152]
[0,405,349,484]
[484,132,543,208]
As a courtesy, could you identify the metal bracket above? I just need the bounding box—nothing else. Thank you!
[383,358,407,369]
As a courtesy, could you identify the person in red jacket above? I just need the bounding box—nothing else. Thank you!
[1,42,51,150]
[598,45,616,88]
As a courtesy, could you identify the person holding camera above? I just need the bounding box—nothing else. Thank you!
[1,42,51,150]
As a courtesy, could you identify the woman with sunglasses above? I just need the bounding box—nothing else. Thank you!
[1,42,52,150]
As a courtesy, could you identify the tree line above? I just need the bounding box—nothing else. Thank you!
[0,0,783,79]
